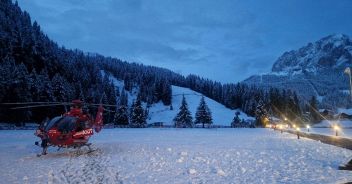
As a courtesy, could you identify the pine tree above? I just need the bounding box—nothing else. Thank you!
[52,73,67,102]
[291,92,302,120]
[194,96,213,128]
[104,82,117,123]
[119,89,128,107]
[309,96,320,123]
[101,92,110,124]
[34,69,54,102]
[173,95,193,128]
[231,111,241,128]
[113,105,129,127]
[129,100,135,119]
[11,63,32,124]
[255,99,268,127]
[144,106,149,122]
[130,96,146,128]
[161,79,172,105]
[123,74,132,91]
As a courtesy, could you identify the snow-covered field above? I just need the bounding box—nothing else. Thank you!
[0,129,351,184]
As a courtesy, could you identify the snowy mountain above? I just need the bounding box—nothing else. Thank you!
[244,34,352,109]
[272,34,352,74]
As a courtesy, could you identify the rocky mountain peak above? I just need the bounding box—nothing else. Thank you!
[272,34,352,74]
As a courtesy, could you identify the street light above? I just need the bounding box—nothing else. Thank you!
[280,124,283,133]
[334,125,340,136]
[306,125,310,132]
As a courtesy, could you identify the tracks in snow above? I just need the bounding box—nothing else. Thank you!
[50,148,122,184]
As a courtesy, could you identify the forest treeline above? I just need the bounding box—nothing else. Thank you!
[0,0,314,126]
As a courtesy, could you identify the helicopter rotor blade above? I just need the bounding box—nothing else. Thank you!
[1,102,70,105]
[103,108,117,113]
[10,103,71,110]
[86,103,117,107]
[1,101,118,109]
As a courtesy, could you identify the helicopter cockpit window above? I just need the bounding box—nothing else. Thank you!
[44,116,62,132]
[57,116,77,133]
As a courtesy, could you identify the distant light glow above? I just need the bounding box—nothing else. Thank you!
[334,125,340,130]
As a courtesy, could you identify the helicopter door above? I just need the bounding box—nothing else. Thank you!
[57,116,77,133]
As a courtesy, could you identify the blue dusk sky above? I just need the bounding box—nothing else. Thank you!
[16,0,352,83]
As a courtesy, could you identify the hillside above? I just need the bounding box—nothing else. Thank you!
[106,72,253,126]
[148,86,253,126]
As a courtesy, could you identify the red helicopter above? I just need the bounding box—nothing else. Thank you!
[31,100,104,156]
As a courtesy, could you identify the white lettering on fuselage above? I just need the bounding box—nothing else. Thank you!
[74,129,93,137]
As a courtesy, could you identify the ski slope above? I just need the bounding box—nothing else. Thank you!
[104,71,253,126]
[0,129,351,184]
[148,86,253,126]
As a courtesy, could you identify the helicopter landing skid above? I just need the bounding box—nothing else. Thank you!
[36,142,96,157]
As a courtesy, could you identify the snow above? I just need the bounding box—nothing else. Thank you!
[0,129,351,183]
[336,56,348,67]
[147,86,254,126]
[316,95,323,102]
[291,70,303,76]
[268,71,289,76]
[100,70,138,105]
[329,34,346,47]
[347,45,352,55]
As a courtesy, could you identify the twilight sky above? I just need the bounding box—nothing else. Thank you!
[17,0,352,83]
